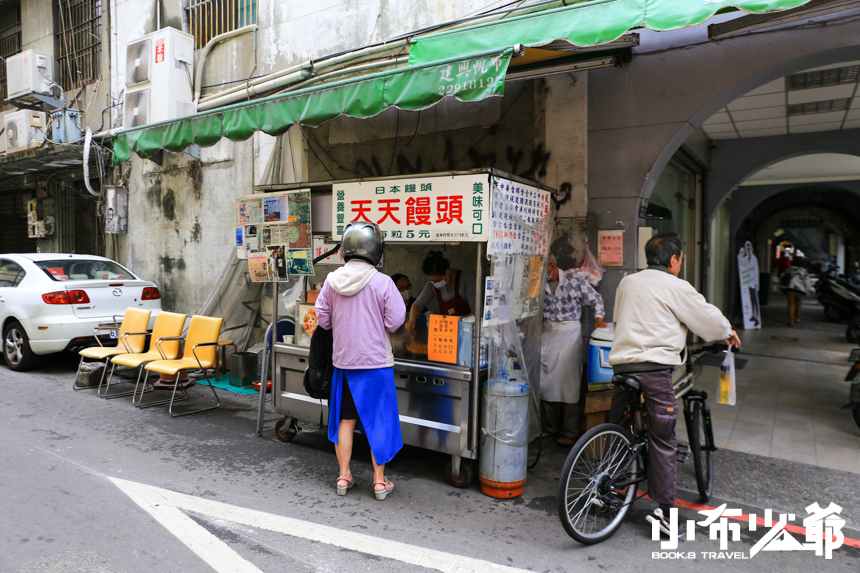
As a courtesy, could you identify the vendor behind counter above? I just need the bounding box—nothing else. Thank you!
[407,251,476,332]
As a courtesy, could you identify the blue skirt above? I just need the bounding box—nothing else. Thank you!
[328,366,403,465]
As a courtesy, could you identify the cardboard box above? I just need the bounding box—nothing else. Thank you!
[580,389,613,432]
[584,390,613,414]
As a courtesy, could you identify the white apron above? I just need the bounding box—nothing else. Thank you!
[540,320,583,404]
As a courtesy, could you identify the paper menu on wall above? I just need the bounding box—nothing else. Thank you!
[428,315,459,364]
[598,230,624,267]
[238,197,263,225]
[244,225,260,253]
[260,223,290,248]
[286,249,314,275]
[248,252,269,282]
[481,276,510,327]
[288,192,311,224]
[263,195,288,222]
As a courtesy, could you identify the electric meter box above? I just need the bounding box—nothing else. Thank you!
[105,187,128,234]
[6,50,55,100]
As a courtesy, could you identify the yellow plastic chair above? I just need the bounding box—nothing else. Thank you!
[102,311,188,402]
[73,308,151,392]
[143,315,224,417]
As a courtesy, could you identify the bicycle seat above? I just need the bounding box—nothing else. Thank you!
[612,374,640,392]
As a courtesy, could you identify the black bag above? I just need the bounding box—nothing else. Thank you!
[780,271,792,289]
[303,326,333,400]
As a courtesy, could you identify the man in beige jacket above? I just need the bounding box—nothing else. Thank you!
[608,231,740,536]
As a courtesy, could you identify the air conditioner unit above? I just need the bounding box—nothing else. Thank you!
[6,50,55,100]
[5,109,47,153]
[123,28,194,129]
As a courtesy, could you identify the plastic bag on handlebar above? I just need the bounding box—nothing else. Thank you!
[718,347,736,406]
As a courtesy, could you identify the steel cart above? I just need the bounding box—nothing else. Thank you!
[260,169,553,488]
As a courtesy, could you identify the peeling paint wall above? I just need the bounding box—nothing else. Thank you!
[199,0,521,91]
[122,138,253,313]
[115,0,589,315]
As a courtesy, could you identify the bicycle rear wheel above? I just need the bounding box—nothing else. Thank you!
[557,423,639,545]
[687,400,713,502]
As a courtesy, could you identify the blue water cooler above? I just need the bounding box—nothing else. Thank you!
[587,324,615,390]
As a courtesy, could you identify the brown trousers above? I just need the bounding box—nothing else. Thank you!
[610,369,677,506]
[540,399,579,439]
[785,290,804,322]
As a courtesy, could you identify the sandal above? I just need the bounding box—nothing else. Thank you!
[336,476,355,496]
[373,477,394,501]
[557,437,574,446]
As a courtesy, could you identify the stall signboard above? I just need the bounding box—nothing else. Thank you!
[488,177,551,256]
[331,174,489,241]
[429,315,459,364]
[312,235,346,265]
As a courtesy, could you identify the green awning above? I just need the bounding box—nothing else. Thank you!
[114,49,513,162]
[408,0,812,66]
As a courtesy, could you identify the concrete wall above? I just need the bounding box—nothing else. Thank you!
[121,138,254,313]
[111,1,587,314]
[587,22,860,320]
[199,0,510,92]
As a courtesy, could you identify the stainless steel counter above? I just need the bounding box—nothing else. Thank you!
[271,343,479,464]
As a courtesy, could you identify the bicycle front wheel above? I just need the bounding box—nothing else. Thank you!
[687,400,713,502]
[557,423,639,545]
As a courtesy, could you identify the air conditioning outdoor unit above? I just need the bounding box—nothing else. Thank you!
[5,109,47,153]
[6,50,55,100]
[123,28,194,129]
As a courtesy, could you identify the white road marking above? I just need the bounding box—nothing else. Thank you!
[111,477,530,573]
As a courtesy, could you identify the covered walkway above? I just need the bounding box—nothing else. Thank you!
[679,289,860,473]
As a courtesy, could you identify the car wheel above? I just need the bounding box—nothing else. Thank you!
[3,320,36,371]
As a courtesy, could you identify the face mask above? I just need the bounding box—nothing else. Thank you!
[433,280,447,289]
[546,273,552,282]
[401,289,411,302]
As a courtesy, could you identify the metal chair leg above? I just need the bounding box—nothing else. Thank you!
[73,356,106,391]
[97,362,117,397]
[102,362,143,400]
[131,367,150,407]
[168,369,221,418]
[71,356,86,390]
[136,375,188,409]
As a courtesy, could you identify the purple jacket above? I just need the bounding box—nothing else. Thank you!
[315,260,406,369]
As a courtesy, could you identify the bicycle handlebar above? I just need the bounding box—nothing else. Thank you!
[690,342,728,355]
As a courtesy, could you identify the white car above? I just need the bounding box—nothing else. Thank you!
[0,253,162,371]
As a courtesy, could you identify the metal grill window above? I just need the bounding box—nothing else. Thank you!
[787,98,851,116]
[787,65,860,91]
[56,0,102,91]
[188,0,257,50]
[0,0,22,111]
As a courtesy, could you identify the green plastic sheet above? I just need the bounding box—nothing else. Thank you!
[114,49,512,162]
[408,0,812,66]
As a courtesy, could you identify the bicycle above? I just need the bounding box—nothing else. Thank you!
[556,344,724,545]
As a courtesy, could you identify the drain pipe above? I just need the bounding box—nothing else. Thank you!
[198,52,408,112]
[197,69,314,111]
[194,24,259,103]
[197,38,407,108]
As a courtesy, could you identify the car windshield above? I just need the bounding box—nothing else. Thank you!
[34,259,136,281]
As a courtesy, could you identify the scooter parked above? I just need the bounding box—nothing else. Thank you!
[816,270,860,323]
[843,348,860,430]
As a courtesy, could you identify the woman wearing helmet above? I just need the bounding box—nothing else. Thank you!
[315,221,406,500]
[405,251,476,334]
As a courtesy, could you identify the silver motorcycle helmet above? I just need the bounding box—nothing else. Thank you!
[341,221,384,266]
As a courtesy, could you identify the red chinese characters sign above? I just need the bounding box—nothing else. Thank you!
[332,175,489,242]
[598,230,623,267]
